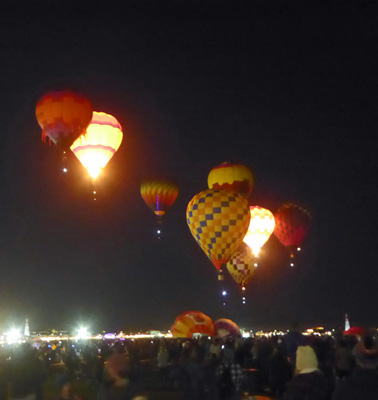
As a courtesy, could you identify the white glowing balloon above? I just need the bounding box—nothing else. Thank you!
[243,206,275,257]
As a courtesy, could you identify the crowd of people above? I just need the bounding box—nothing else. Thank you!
[0,327,377,400]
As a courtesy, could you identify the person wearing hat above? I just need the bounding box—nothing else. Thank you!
[332,336,378,400]
[284,345,330,400]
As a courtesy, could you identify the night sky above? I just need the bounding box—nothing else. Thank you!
[0,0,377,332]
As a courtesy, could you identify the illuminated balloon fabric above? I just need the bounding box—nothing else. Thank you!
[171,311,215,338]
[36,90,93,149]
[70,112,123,180]
[343,327,365,337]
[214,319,241,339]
[226,243,255,288]
[186,189,251,270]
[140,181,179,216]
[207,162,254,197]
[243,206,275,257]
[274,203,311,253]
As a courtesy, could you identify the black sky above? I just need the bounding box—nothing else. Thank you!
[0,0,377,332]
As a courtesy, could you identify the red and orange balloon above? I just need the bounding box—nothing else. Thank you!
[36,90,93,149]
[171,311,214,338]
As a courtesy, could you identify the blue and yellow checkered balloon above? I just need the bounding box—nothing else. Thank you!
[186,189,250,270]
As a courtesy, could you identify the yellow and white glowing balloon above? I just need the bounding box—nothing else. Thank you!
[70,111,123,180]
[243,206,275,258]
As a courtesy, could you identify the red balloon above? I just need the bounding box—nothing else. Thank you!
[274,203,311,256]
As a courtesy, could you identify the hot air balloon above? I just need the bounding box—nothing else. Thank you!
[36,90,93,149]
[186,189,250,271]
[207,162,254,197]
[274,203,311,264]
[171,311,215,338]
[243,206,275,263]
[70,112,123,180]
[343,326,365,338]
[140,181,179,217]
[214,319,241,340]
[227,243,256,295]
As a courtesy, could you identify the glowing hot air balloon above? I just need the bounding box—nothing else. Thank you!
[243,206,275,260]
[171,311,214,338]
[140,181,179,217]
[70,112,123,180]
[214,319,241,340]
[274,203,311,265]
[36,90,93,149]
[227,243,256,293]
[186,189,250,271]
[207,162,254,197]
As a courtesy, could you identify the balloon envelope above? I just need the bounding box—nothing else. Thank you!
[186,189,250,270]
[243,206,275,257]
[274,203,311,255]
[171,311,214,338]
[70,111,123,179]
[140,181,179,216]
[36,90,93,149]
[214,318,241,339]
[207,162,254,197]
[343,327,365,337]
[227,243,256,288]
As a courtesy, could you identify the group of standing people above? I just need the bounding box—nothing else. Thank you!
[0,331,377,400]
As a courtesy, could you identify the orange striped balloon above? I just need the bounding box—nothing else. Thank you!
[70,111,123,180]
[171,311,214,338]
[141,181,179,216]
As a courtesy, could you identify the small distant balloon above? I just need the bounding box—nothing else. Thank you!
[140,181,179,217]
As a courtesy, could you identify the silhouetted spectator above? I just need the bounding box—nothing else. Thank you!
[8,344,46,400]
[284,345,329,400]
[332,336,378,400]
[56,374,81,400]
[267,345,292,397]
[334,338,353,379]
[97,353,145,400]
